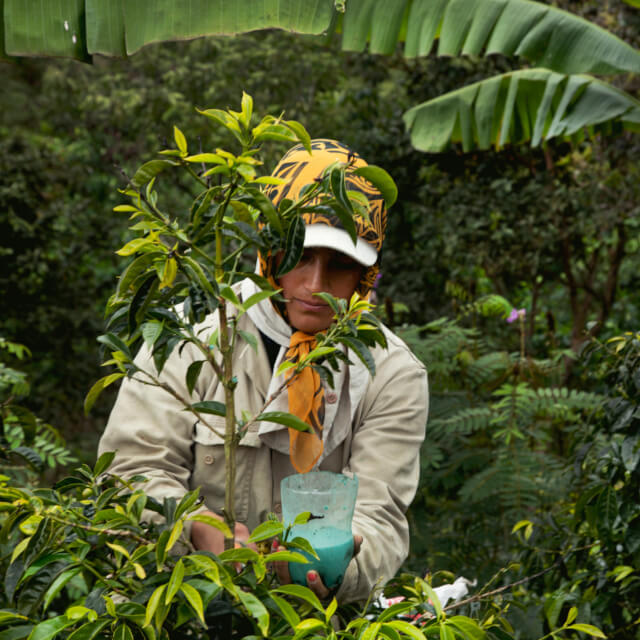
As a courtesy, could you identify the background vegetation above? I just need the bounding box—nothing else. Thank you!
[1,0,639,637]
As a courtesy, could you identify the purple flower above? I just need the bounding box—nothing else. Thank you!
[373,272,382,289]
[507,308,526,323]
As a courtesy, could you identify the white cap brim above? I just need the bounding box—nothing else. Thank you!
[303,224,378,267]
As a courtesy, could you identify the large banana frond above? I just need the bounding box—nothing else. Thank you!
[404,69,640,152]
[342,0,640,74]
[3,0,639,76]
[1,0,333,58]
[2,0,638,152]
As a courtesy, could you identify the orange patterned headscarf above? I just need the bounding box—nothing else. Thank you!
[261,139,388,473]
[261,138,388,297]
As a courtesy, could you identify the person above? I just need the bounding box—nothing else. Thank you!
[98,139,428,603]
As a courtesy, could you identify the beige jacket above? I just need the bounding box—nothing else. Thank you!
[99,282,428,602]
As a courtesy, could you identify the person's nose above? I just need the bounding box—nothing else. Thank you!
[306,256,330,293]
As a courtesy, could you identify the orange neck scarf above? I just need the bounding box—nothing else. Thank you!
[284,331,325,473]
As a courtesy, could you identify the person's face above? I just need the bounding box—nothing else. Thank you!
[275,247,364,333]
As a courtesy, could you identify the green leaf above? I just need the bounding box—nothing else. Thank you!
[273,584,324,612]
[241,188,283,235]
[263,550,309,564]
[67,619,110,640]
[43,566,82,611]
[131,160,174,188]
[188,514,232,538]
[240,91,253,128]
[253,123,298,145]
[238,330,259,354]
[166,519,184,553]
[186,360,205,395]
[141,320,164,347]
[144,585,167,628]
[352,165,397,208]
[219,284,243,309]
[566,624,606,638]
[597,485,618,531]
[116,253,158,299]
[328,167,358,243]
[190,401,226,417]
[269,593,300,629]
[219,548,260,564]
[238,590,270,637]
[128,273,159,335]
[421,581,443,619]
[293,512,311,525]
[312,292,341,314]
[165,560,185,605]
[93,451,116,477]
[243,289,280,310]
[377,602,417,623]
[564,607,578,626]
[340,337,376,376]
[257,411,312,433]
[181,256,216,297]
[285,536,319,560]
[155,529,170,571]
[173,126,187,155]
[276,215,306,277]
[180,582,205,626]
[248,519,284,543]
[0,612,29,625]
[341,0,640,75]
[116,237,155,257]
[284,119,312,153]
[4,0,89,60]
[97,332,132,358]
[447,616,485,639]
[440,624,455,640]
[404,69,640,152]
[84,373,125,415]
[26,616,76,640]
[113,624,134,640]
[185,153,225,164]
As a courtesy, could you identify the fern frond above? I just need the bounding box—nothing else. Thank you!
[459,447,567,513]
[429,407,493,439]
[465,351,513,388]
[398,319,478,380]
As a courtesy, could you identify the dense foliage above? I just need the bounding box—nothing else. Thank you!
[1,1,639,636]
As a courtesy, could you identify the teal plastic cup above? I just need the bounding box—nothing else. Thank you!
[280,471,358,589]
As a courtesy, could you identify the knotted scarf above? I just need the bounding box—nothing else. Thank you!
[284,331,325,473]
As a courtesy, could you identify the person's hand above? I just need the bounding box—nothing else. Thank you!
[273,535,363,600]
[191,510,254,555]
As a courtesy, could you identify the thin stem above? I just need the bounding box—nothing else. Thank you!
[182,162,209,189]
[46,513,152,545]
[218,298,239,550]
[131,367,226,440]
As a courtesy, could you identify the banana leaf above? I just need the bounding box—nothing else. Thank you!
[404,68,640,152]
[2,0,334,59]
[341,0,640,74]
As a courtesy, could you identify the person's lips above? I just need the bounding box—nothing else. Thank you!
[292,298,330,312]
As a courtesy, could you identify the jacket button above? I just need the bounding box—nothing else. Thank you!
[204,455,214,465]
[326,391,337,404]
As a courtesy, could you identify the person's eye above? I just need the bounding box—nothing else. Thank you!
[332,256,359,270]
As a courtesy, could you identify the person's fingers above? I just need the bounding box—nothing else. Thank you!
[273,545,292,585]
[306,570,330,600]
[234,522,258,551]
[190,510,226,555]
[354,534,363,557]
